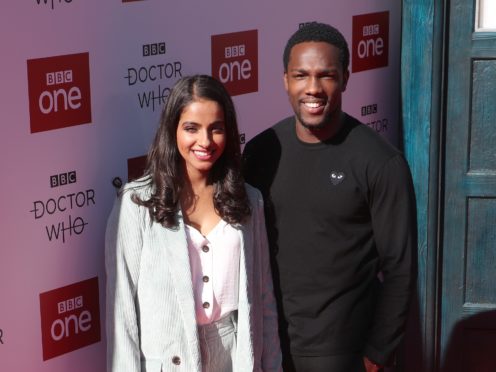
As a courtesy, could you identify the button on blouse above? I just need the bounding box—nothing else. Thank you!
[185,219,240,325]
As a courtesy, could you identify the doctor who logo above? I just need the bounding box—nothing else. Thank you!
[35,0,74,10]
[39,277,101,360]
[29,170,96,243]
[27,53,92,133]
[124,41,183,112]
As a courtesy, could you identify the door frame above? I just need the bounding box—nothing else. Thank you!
[401,0,447,371]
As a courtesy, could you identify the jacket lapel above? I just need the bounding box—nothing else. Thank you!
[235,223,255,371]
[156,214,201,368]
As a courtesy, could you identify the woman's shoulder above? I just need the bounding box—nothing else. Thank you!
[120,176,153,200]
[244,182,262,199]
[244,183,264,209]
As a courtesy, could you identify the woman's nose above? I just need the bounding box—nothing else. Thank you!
[198,130,212,147]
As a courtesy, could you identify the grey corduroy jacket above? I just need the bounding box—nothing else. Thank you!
[105,180,282,372]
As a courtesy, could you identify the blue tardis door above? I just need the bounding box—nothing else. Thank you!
[440,1,496,371]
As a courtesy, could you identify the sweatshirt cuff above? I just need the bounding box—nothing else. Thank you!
[363,343,389,367]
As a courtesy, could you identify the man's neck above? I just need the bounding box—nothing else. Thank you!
[295,111,344,143]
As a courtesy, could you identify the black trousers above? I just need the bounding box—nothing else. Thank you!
[283,353,367,372]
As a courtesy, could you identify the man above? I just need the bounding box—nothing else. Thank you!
[243,22,416,372]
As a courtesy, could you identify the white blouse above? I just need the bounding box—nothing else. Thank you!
[185,220,240,325]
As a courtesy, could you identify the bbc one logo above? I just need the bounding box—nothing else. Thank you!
[39,277,100,360]
[211,29,258,96]
[127,155,147,182]
[352,11,389,73]
[27,52,92,133]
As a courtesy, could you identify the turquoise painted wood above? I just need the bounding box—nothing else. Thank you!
[401,1,443,371]
[402,1,496,371]
[440,0,496,371]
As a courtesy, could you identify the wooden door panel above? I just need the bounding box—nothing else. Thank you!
[469,59,496,171]
[465,198,496,305]
[441,0,496,370]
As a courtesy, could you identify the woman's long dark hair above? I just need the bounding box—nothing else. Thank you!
[132,74,251,228]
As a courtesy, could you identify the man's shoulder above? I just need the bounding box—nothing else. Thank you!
[242,117,293,185]
[246,116,294,147]
[344,113,401,158]
[272,115,294,132]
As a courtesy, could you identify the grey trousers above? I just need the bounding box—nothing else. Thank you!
[198,312,237,372]
[285,353,367,372]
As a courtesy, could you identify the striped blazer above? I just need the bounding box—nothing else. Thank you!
[105,180,282,371]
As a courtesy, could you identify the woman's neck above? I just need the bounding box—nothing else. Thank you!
[180,173,220,236]
[182,171,210,196]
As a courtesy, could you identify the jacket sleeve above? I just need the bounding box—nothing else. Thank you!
[365,154,417,366]
[105,190,143,372]
[253,191,283,372]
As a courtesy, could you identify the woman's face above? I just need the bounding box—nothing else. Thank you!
[176,98,226,178]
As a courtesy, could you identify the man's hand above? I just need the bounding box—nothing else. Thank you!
[363,356,383,372]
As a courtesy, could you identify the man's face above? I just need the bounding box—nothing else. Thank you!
[284,41,349,131]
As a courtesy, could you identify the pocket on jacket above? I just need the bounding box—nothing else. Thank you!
[141,359,163,372]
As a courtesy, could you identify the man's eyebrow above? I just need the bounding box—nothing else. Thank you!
[288,68,308,73]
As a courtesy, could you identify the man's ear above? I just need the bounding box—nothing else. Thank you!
[283,72,289,92]
[342,69,350,92]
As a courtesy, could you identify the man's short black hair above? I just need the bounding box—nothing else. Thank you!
[283,22,350,72]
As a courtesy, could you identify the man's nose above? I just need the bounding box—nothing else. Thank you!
[305,77,322,94]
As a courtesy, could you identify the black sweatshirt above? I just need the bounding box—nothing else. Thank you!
[242,114,417,366]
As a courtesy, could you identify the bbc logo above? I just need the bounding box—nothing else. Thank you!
[46,70,73,86]
[50,171,77,188]
[361,104,378,117]
[58,296,83,314]
[363,24,380,36]
[224,45,245,59]
[299,21,316,29]
[143,42,166,57]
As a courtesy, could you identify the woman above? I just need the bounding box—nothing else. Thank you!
[105,75,281,372]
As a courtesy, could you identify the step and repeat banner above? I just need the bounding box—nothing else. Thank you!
[0,1,400,370]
